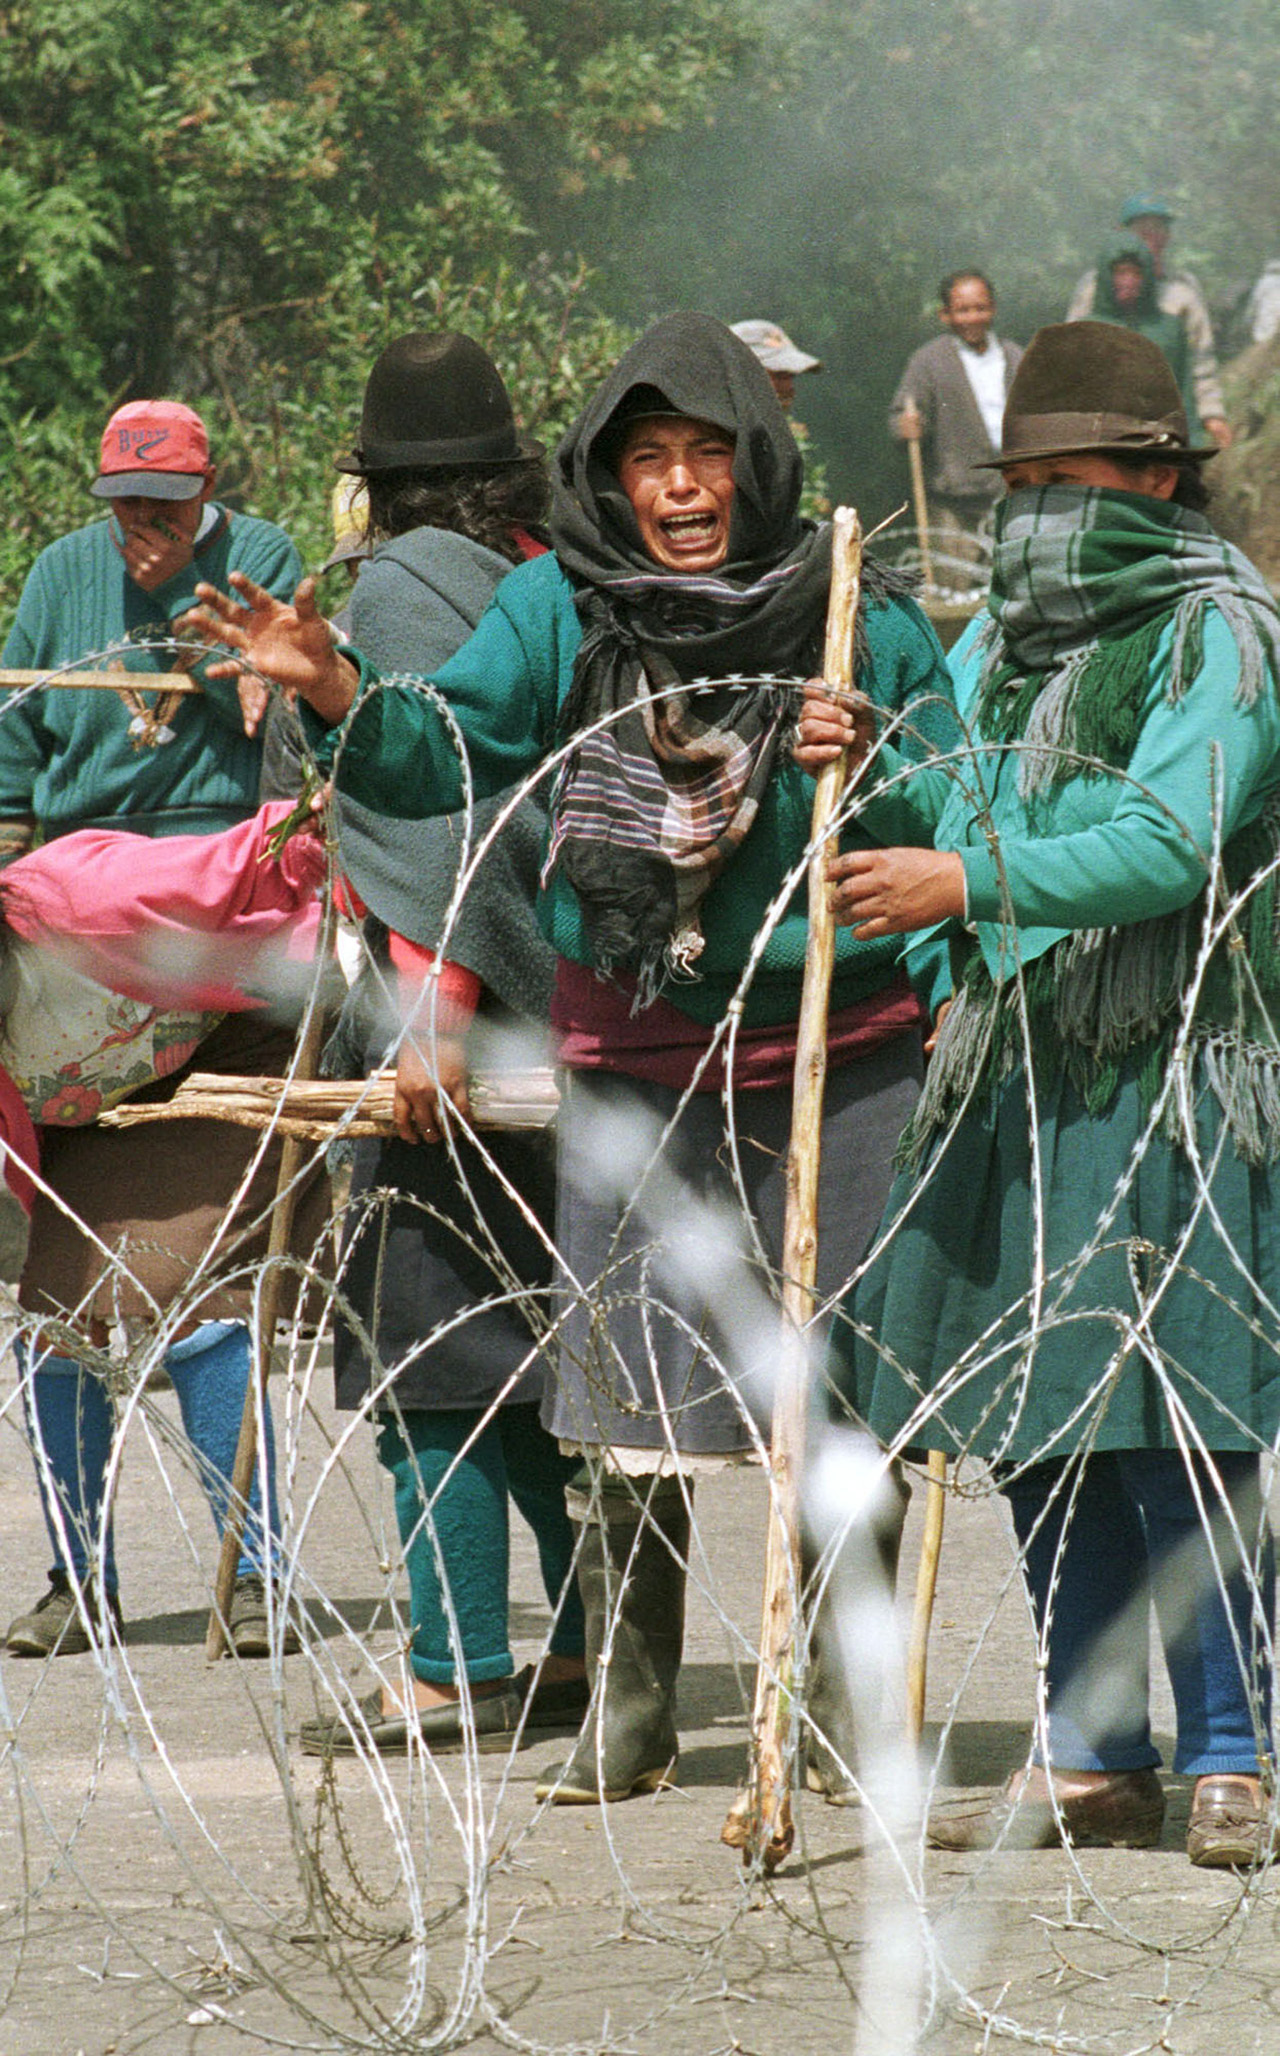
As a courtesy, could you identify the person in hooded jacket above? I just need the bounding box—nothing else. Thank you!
[254,333,589,1758]
[188,312,958,1805]
[1085,233,1200,440]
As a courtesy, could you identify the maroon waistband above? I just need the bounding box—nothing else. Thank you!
[551,957,923,1093]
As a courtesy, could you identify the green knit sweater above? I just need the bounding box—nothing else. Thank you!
[309,550,957,1029]
[1,508,301,837]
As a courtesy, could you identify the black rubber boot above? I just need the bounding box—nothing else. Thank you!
[536,1476,689,1804]
[803,1457,909,1803]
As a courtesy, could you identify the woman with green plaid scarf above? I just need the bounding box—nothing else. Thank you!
[801,321,1280,1870]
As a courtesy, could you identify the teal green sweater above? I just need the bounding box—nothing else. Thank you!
[863,609,1280,986]
[309,551,958,1028]
[1,507,301,837]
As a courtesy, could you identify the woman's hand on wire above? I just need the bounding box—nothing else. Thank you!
[826,847,966,938]
[392,1031,471,1145]
[181,573,358,731]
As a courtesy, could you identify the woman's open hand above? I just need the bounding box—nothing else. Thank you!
[794,678,877,776]
[826,847,966,938]
[181,573,359,733]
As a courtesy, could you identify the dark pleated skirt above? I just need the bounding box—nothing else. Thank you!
[333,1124,557,1414]
[542,1030,924,1454]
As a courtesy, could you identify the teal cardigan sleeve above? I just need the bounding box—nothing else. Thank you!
[961,609,1280,930]
[305,555,566,815]
[854,738,955,846]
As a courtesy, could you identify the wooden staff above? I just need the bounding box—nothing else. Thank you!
[722,507,863,1871]
[905,1450,947,1738]
[205,947,331,1662]
[0,668,202,692]
[100,1067,560,1139]
[898,399,936,597]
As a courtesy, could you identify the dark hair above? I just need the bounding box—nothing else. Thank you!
[364,457,550,560]
[1107,450,1213,513]
[940,270,995,311]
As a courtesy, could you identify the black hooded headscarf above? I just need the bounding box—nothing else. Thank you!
[550,308,833,677]
[544,311,898,1003]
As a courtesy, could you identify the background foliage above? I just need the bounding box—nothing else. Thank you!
[583,0,1280,526]
[0,0,750,604]
[5,0,1280,612]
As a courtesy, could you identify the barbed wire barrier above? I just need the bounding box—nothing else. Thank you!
[0,637,1276,2052]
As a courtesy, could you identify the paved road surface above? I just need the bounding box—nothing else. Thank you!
[0,1346,1275,2055]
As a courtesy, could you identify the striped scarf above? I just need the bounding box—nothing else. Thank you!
[542,572,805,1005]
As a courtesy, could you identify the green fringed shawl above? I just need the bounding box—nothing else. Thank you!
[900,539,1280,1170]
[899,838,1280,1174]
[976,606,1184,788]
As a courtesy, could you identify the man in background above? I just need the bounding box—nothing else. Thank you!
[1066,195,1231,448]
[889,271,1023,556]
[730,318,821,413]
[1,400,300,853]
[730,318,830,518]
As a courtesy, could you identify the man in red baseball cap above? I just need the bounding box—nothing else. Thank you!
[87,401,220,593]
[0,402,306,1663]
[2,396,300,843]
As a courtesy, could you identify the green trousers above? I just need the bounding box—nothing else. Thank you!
[377,1403,586,1685]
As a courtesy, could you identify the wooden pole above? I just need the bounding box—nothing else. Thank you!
[905,1450,947,1739]
[0,669,202,693]
[204,937,331,1661]
[898,400,936,597]
[721,508,863,1871]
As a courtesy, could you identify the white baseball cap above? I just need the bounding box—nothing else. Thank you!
[730,320,821,375]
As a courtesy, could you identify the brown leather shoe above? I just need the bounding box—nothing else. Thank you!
[928,1768,1166,1852]
[1187,1775,1279,1870]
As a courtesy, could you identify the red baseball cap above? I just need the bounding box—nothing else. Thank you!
[91,400,211,501]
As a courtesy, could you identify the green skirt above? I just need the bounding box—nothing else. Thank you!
[832,1052,1280,1463]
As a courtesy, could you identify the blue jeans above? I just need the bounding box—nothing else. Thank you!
[21,1323,280,1598]
[1003,1450,1274,1777]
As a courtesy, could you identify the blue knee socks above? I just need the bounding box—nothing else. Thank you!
[165,1321,281,1580]
[23,1321,281,1599]
[24,1345,118,1595]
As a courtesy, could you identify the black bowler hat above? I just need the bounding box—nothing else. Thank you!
[337,332,543,475]
[977,320,1217,468]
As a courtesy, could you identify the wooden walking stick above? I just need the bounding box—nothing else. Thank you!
[899,399,936,598]
[905,1449,947,1739]
[205,890,333,1662]
[722,507,864,1871]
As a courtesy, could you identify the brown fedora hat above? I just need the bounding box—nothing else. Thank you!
[978,320,1217,468]
[337,331,543,475]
